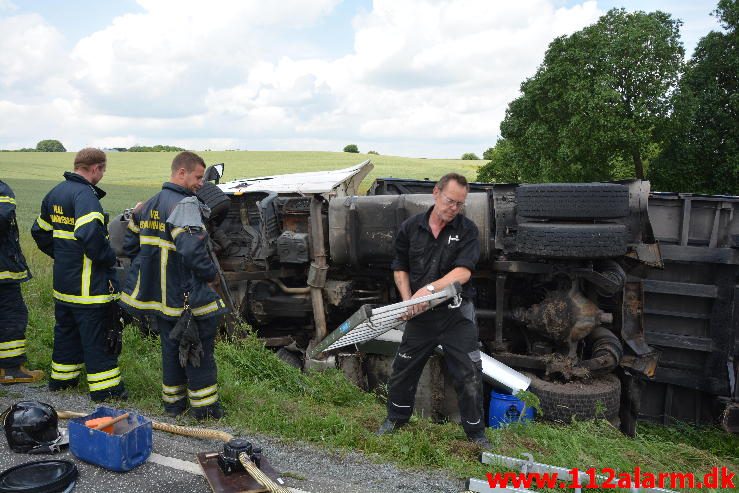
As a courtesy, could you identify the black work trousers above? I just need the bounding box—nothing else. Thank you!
[158,316,219,413]
[0,283,29,368]
[386,300,485,436]
[49,302,125,400]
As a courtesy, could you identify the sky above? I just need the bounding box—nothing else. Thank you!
[0,0,723,158]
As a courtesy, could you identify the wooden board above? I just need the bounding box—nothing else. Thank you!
[197,451,284,493]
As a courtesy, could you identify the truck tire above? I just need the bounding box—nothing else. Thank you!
[196,182,231,226]
[516,184,629,219]
[516,223,628,258]
[526,373,621,423]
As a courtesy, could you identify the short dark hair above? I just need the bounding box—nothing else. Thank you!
[436,173,469,192]
[171,151,205,174]
[74,148,106,170]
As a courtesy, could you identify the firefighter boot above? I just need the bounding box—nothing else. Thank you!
[0,365,45,384]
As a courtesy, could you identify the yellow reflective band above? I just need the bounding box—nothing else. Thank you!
[131,272,141,299]
[160,248,168,313]
[51,370,81,380]
[53,230,76,240]
[0,340,24,350]
[89,376,122,392]
[171,227,185,239]
[0,196,16,204]
[119,292,183,317]
[87,367,120,382]
[191,299,225,317]
[127,221,140,233]
[189,393,218,407]
[162,383,186,395]
[81,255,92,296]
[53,290,116,304]
[74,211,104,231]
[188,384,218,399]
[0,270,28,280]
[0,348,25,358]
[52,361,84,372]
[36,216,53,231]
[162,393,186,403]
[140,236,175,250]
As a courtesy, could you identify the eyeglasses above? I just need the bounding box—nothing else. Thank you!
[440,191,465,209]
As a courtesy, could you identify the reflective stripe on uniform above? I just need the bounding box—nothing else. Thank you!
[128,221,140,233]
[36,216,53,231]
[191,299,225,317]
[120,292,223,318]
[140,235,176,250]
[81,255,92,297]
[119,292,183,317]
[162,383,186,403]
[51,361,84,381]
[130,271,141,299]
[188,384,218,407]
[87,367,122,392]
[74,211,104,231]
[0,270,28,280]
[0,339,25,359]
[171,227,185,239]
[53,230,76,240]
[0,196,16,205]
[161,247,169,312]
[53,290,116,304]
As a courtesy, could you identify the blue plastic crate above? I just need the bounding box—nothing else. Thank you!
[69,406,152,472]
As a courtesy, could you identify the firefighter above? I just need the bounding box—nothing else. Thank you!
[31,148,126,401]
[0,180,44,383]
[119,151,227,420]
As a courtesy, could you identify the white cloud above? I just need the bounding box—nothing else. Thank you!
[0,0,711,157]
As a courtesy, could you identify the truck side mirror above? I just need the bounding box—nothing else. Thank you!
[204,163,225,184]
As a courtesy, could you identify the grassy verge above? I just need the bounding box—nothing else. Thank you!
[6,153,738,489]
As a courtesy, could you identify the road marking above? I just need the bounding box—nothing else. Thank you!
[147,452,204,476]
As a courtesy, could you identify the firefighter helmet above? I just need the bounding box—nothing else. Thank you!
[2,401,62,453]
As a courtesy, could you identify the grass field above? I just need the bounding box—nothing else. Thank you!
[1,151,737,488]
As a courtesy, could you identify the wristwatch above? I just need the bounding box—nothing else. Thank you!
[425,284,436,294]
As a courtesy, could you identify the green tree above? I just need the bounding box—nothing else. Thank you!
[461,152,480,160]
[36,139,66,152]
[476,139,523,183]
[343,144,359,153]
[478,8,683,183]
[651,0,739,195]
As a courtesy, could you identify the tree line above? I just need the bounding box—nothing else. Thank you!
[476,0,738,195]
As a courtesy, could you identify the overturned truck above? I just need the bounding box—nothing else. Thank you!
[111,161,739,433]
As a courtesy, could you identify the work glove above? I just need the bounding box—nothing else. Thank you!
[169,309,204,368]
[104,301,125,356]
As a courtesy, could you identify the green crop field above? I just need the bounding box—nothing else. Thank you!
[1,151,737,488]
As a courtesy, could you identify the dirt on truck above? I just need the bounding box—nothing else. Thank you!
[109,160,739,434]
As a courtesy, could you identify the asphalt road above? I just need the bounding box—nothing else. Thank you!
[0,383,466,493]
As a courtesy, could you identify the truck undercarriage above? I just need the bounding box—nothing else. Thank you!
[110,161,739,433]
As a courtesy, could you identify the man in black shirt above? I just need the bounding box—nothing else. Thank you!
[377,173,490,447]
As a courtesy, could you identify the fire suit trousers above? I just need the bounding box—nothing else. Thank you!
[386,300,485,436]
[0,283,29,368]
[157,315,219,414]
[49,302,125,401]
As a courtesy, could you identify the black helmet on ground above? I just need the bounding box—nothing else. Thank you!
[2,401,64,454]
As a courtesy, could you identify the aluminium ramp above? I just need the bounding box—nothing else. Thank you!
[308,283,463,359]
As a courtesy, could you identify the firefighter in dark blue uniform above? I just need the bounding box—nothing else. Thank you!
[0,180,44,383]
[120,151,227,420]
[31,148,126,401]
